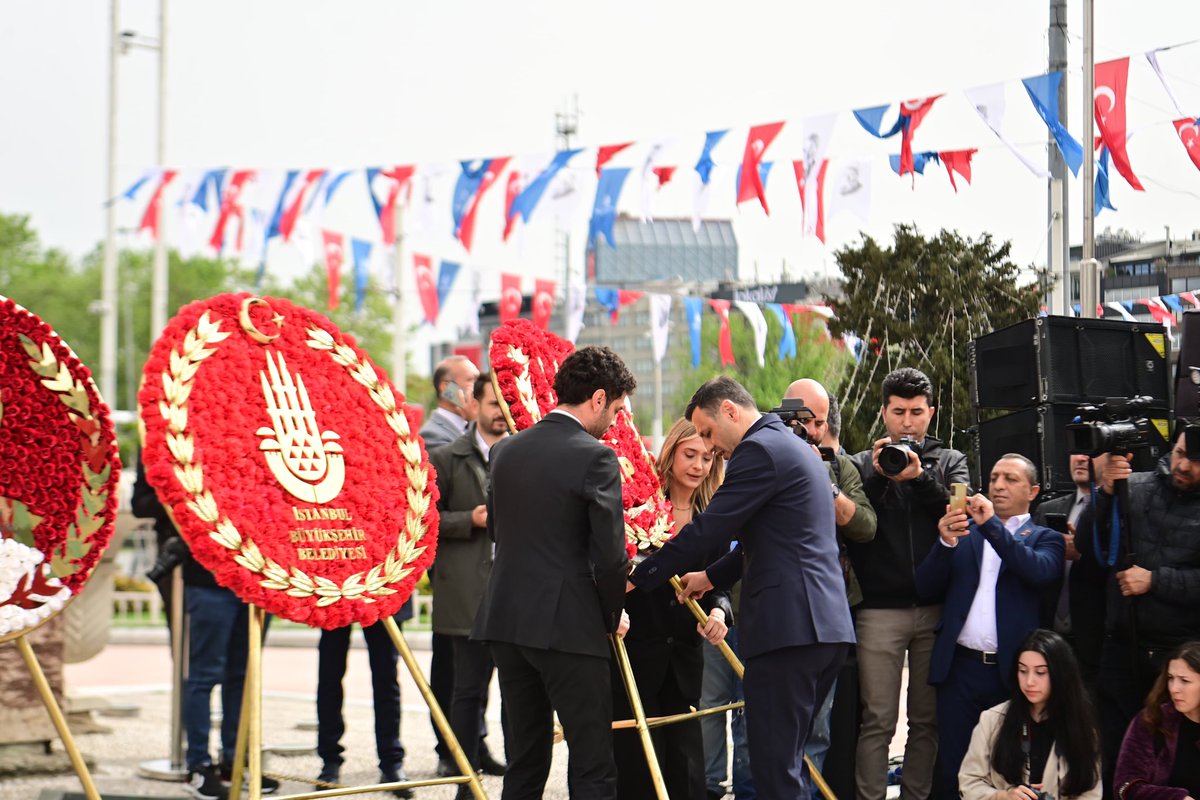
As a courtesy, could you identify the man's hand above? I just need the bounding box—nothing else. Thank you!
[470,504,487,528]
[616,610,631,638]
[698,607,728,644]
[938,506,972,547]
[1100,453,1134,494]
[871,437,922,482]
[625,580,636,593]
[676,571,714,602]
[1063,523,1081,561]
[1116,565,1152,596]
[833,490,857,527]
[965,493,994,527]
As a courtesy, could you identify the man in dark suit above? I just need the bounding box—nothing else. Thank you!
[1032,452,1109,693]
[915,453,1064,800]
[428,373,509,783]
[629,376,855,800]
[472,346,636,800]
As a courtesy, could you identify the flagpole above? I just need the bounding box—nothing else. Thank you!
[150,0,170,341]
[100,0,120,408]
[1049,0,1070,315]
[1080,0,1100,319]
[392,194,407,391]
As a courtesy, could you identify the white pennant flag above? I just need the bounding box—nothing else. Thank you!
[963,83,1050,178]
[827,159,872,223]
[1107,302,1136,322]
[648,293,672,363]
[733,300,769,367]
[640,140,671,223]
[798,114,838,238]
[1146,50,1185,117]
[174,170,211,260]
[458,263,482,338]
[565,283,587,343]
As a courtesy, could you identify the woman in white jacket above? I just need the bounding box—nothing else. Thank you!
[960,630,1102,800]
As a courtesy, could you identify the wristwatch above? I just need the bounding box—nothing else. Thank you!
[831,484,841,499]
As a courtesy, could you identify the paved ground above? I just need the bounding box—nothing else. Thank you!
[1,631,911,799]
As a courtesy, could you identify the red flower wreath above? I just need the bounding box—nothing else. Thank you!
[599,408,674,559]
[138,294,438,630]
[0,296,121,642]
[488,319,574,432]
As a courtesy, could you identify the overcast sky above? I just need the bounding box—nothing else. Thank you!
[3,1,1199,320]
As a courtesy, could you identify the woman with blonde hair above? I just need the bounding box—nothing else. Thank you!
[610,417,733,800]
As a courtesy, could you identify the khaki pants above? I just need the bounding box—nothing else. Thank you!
[854,606,941,800]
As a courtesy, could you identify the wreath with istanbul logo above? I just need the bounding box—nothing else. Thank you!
[138,294,438,630]
[488,319,672,557]
[0,296,121,643]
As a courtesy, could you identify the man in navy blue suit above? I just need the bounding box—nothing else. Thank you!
[629,376,856,800]
[915,453,1063,800]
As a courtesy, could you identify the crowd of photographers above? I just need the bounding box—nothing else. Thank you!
[134,357,1200,800]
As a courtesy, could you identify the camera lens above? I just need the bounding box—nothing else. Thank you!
[878,443,912,476]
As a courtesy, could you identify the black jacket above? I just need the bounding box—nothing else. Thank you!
[1075,456,1200,649]
[472,413,628,659]
[849,436,969,609]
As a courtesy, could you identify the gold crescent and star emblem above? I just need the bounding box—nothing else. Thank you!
[240,297,285,344]
[256,350,345,504]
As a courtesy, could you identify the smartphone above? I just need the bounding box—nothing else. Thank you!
[1043,512,1068,534]
[949,482,969,514]
[818,446,837,463]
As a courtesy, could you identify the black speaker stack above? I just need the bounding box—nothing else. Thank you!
[969,316,1174,494]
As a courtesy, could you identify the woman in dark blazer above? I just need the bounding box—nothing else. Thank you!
[1115,641,1200,800]
[611,417,733,800]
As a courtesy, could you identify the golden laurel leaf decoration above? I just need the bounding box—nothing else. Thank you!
[154,311,432,607]
[16,334,109,578]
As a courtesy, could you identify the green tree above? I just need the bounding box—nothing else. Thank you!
[827,224,1046,456]
[671,306,851,414]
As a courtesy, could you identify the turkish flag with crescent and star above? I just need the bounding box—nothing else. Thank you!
[708,298,736,367]
[1173,118,1200,173]
[413,253,439,326]
[502,170,522,241]
[1094,58,1144,191]
[139,170,178,240]
[210,170,256,253]
[737,122,785,214]
[321,230,344,310]
[499,273,523,323]
[532,279,556,330]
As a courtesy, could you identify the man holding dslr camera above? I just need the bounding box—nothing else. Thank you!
[849,367,969,800]
[1074,421,1200,789]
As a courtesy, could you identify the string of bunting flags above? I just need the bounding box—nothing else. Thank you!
[114,43,1200,345]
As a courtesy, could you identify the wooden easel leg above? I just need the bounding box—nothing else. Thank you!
[228,605,265,799]
[667,575,837,800]
[611,633,668,800]
[382,617,487,800]
[16,635,101,800]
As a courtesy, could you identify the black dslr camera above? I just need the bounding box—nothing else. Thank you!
[878,436,919,476]
[1066,396,1154,456]
[146,535,189,583]
[768,398,835,462]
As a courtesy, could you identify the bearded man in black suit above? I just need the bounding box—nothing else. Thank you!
[472,345,637,800]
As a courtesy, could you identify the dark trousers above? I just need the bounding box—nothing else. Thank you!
[824,645,860,800]
[431,631,455,759]
[742,642,847,800]
[491,641,617,800]
[450,635,505,768]
[317,621,405,773]
[610,640,705,800]
[1098,637,1169,799]
[933,650,1008,800]
[183,586,247,770]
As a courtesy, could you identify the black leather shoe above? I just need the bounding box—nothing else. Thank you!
[314,764,339,792]
[436,757,456,777]
[477,747,507,777]
[380,766,414,799]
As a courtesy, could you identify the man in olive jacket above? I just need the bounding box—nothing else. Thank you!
[428,374,509,777]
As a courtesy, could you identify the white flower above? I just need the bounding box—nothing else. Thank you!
[0,538,71,637]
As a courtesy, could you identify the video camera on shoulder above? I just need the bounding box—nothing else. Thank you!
[1066,396,1154,456]
[768,398,835,462]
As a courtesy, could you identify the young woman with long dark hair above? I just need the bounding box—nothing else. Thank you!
[1115,641,1200,800]
[960,629,1102,800]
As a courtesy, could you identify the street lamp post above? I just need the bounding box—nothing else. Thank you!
[99,0,121,408]
[150,0,169,341]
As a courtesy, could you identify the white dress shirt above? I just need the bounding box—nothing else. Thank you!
[956,513,1032,652]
